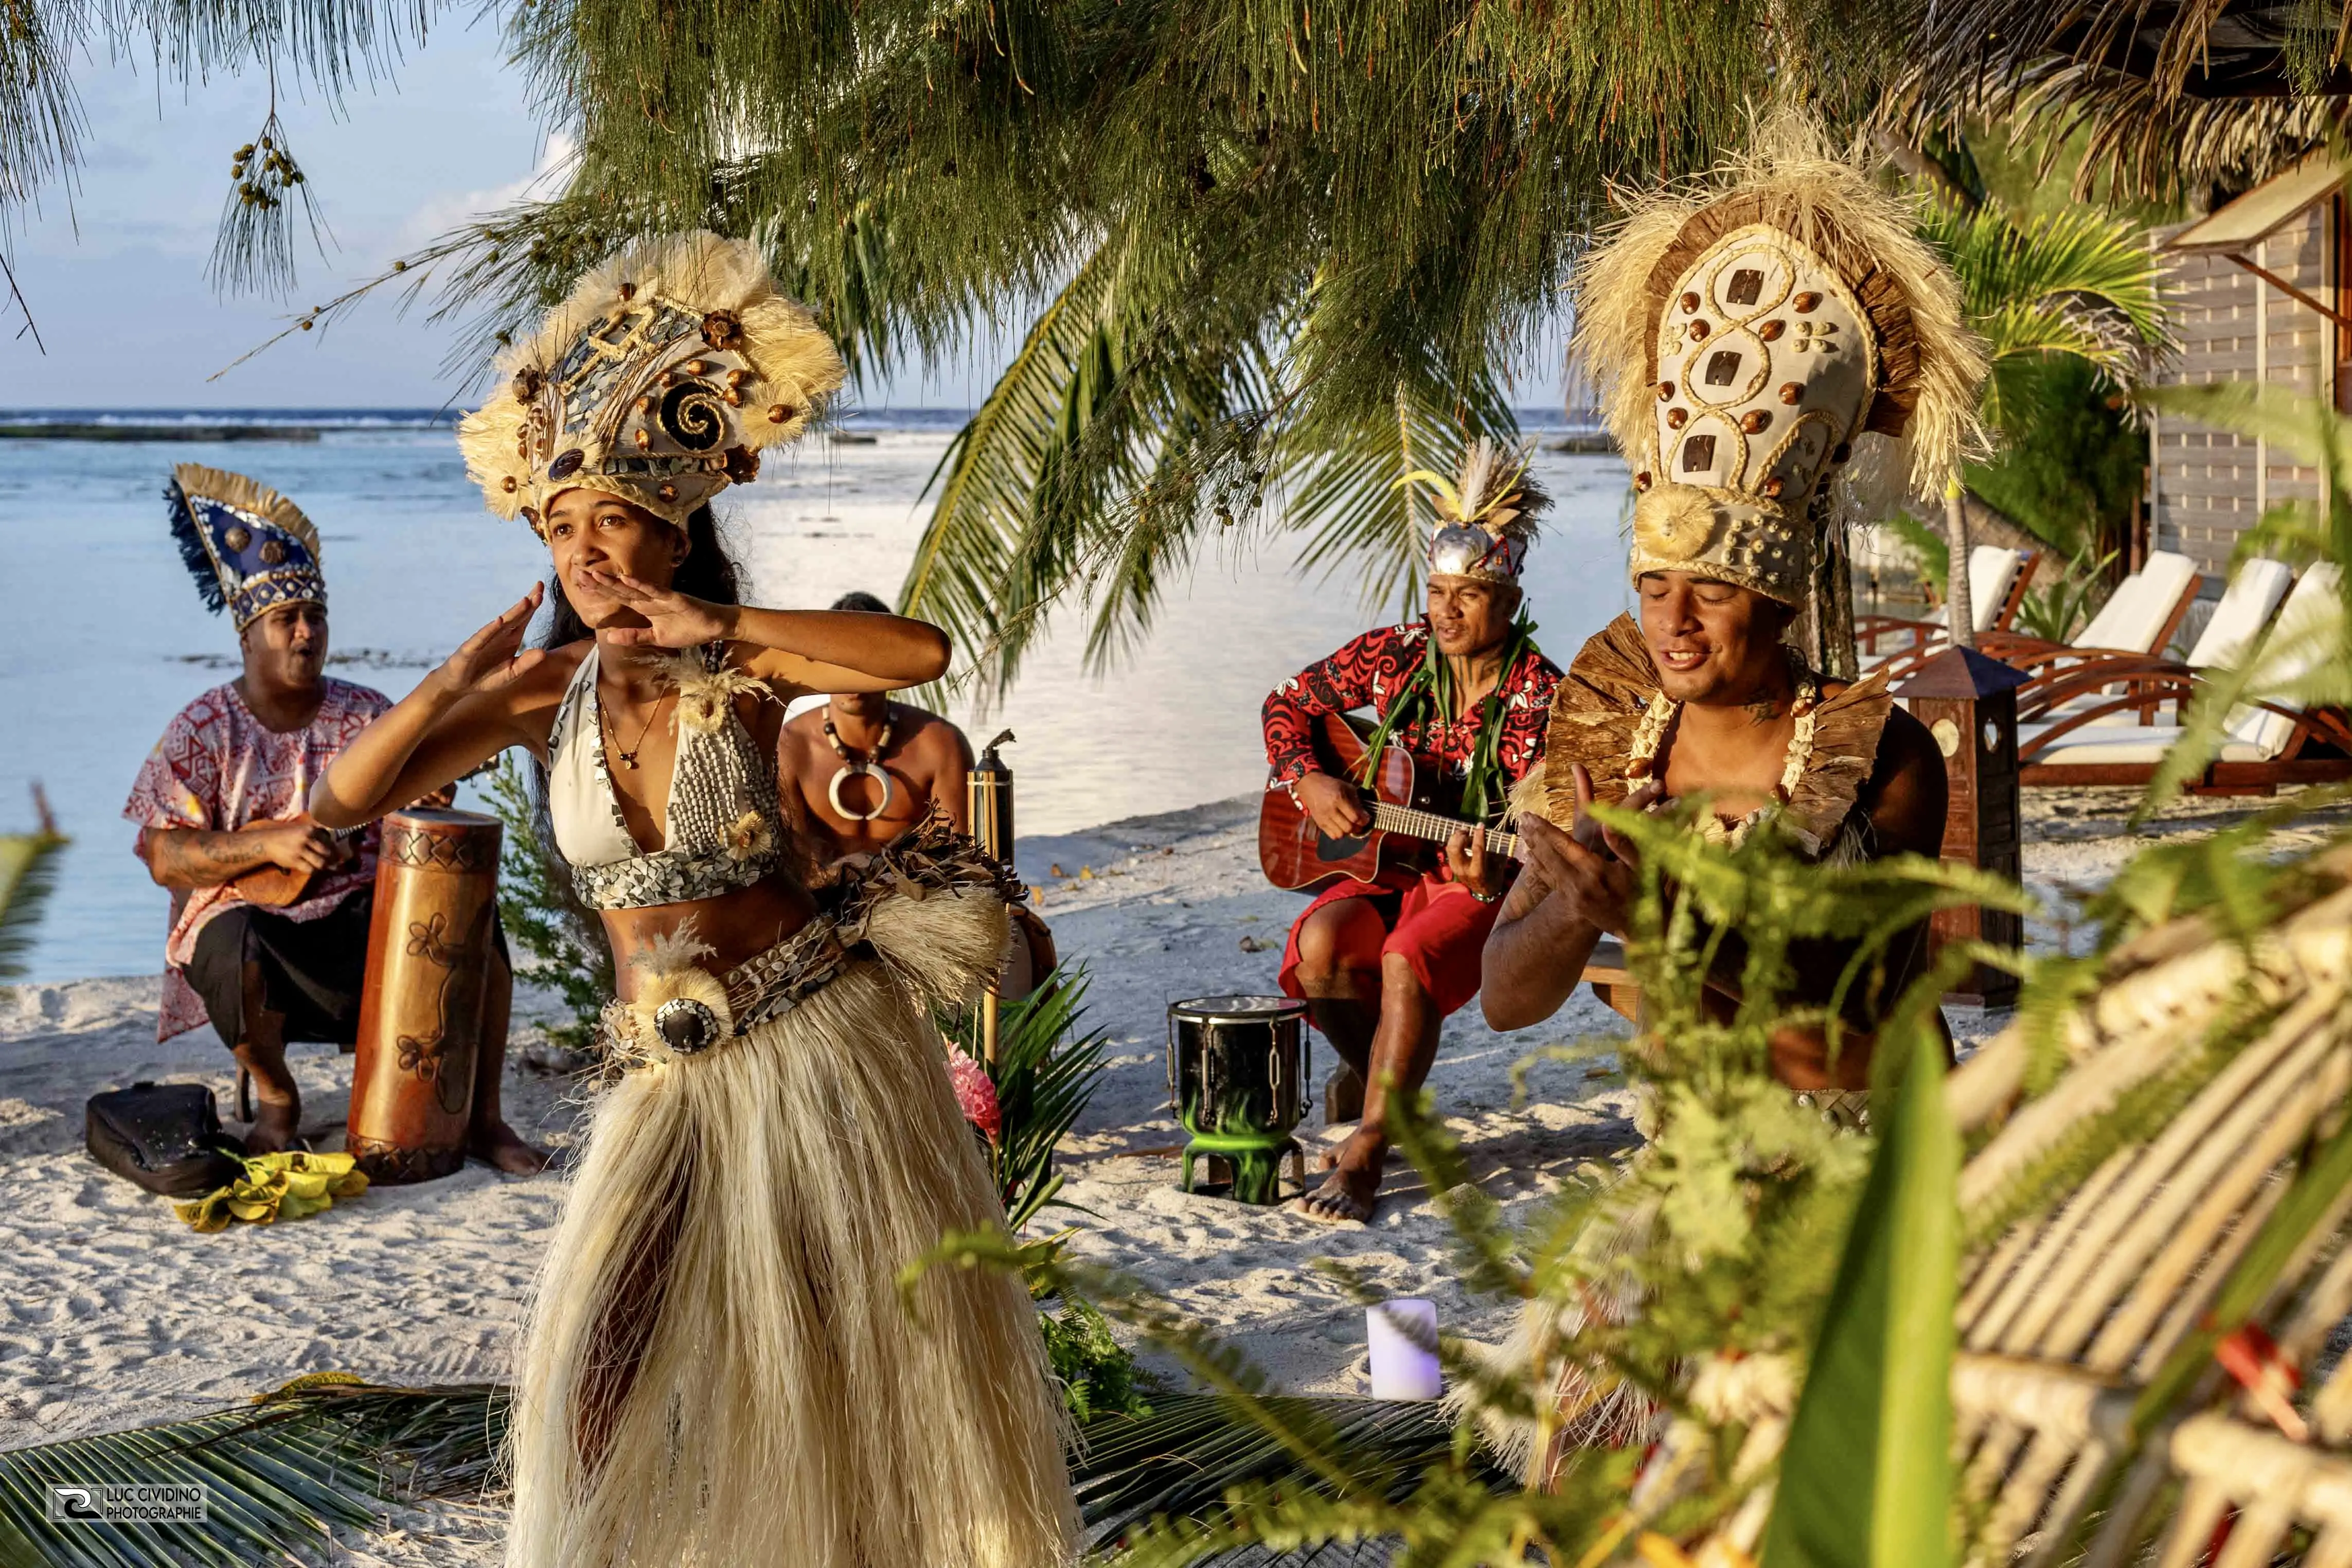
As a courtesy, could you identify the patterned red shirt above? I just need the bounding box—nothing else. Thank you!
[1262,621,1561,800]
[122,679,392,1041]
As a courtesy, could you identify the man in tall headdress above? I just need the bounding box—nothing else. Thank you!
[123,466,545,1169]
[1481,127,1969,1109]
[1263,440,1561,1223]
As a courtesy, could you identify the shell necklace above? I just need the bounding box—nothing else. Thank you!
[1624,660,1821,848]
[823,704,897,821]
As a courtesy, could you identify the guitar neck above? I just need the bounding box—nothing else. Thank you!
[1367,801,1519,860]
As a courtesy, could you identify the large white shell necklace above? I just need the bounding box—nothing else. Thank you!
[1623,661,1822,848]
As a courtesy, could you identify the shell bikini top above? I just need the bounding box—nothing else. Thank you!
[547,642,788,909]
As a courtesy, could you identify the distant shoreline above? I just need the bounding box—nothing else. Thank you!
[0,422,322,443]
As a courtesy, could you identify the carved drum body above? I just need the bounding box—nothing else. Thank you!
[348,809,503,1183]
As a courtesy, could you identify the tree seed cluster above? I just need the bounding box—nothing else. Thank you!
[230,134,306,210]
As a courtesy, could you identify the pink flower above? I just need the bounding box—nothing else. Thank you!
[947,1049,1001,1142]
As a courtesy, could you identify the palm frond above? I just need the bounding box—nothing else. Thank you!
[1074,1395,1510,1554]
[0,824,67,983]
[0,1377,493,1565]
[942,962,1113,1232]
[1923,204,2173,439]
[897,238,1142,699]
[1282,364,1520,621]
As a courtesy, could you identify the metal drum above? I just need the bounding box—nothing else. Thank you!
[348,809,502,1183]
[1167,994,1310,1204]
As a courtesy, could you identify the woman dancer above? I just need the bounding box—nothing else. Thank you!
[311,233,1077,1568]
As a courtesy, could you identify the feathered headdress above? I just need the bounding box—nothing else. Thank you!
[1572,113,1987,604]
[166,465,326,631]
[457,231,847,534]
[1417,437,1548,584]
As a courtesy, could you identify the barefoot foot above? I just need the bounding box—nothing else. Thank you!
[468,1121,550,1175]
[1291,1129,1385,1224]
[244,1099,300,1156]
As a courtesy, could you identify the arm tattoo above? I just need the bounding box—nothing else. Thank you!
[148,829,271,886]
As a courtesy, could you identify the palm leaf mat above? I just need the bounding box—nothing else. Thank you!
[0,1382,1489,1564]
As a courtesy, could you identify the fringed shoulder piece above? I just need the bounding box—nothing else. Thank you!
[1782,671,1893,858]
[1531,613,1893,859]
[653,644,780,735]
[1537,614,1662,826]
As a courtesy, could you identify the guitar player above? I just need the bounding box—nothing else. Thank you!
[124,466,544,1170]
[1261,441,1560,1224]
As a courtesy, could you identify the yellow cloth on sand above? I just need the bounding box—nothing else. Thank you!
[175,1151,370,1233]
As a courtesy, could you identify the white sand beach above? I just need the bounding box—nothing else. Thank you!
[4,785,2341,1561]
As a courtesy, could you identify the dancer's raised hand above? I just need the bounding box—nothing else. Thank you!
[583,571,735,648]
[429,585,547,697]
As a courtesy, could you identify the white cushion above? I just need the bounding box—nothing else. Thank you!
[2185,558,2295,669]
[1967,546,2028,634]
[2030,729,2277,767]
[2029,566,2341,766]
[2234,564,2341,756]
[2074,551,2199,653]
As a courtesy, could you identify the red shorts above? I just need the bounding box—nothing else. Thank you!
[1277,870,1501,1023]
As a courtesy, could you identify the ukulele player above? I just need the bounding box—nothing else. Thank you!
[1259,439,1560,1224]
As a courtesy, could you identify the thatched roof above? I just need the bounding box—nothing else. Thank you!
[1888,1,2352,203]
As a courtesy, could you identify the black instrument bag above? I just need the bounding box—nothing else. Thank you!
[84,1081,245,1198]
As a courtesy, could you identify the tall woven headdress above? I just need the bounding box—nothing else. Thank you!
[458,232,846,534]
[166,465,326,631]
[1573,118,1985,604]
[1421,437,1548,584]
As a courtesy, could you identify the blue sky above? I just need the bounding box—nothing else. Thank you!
[8,30,1568,412]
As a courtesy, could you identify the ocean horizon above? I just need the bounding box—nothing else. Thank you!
[0,404,1594,432]
[1,415,1632,987]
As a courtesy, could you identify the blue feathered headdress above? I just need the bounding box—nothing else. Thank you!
[166,465,326,631]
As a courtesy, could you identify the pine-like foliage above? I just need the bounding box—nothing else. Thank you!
[9,0,1919,686]
[486,755,612,1053]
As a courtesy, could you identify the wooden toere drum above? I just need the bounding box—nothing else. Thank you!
[348,809,503,1184]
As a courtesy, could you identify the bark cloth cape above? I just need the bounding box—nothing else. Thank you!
[1529,613,1893,862]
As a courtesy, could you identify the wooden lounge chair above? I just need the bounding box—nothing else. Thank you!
[2019,565,2352,794]
[1857,545,2042,663]
[1876,550,2205,687]
[2011,556,2299,729]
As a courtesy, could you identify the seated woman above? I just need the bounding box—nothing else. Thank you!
[310,235,1076,1568]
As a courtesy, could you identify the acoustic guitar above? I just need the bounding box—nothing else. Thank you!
[229,815,364,908]
[1257,711,1522,895]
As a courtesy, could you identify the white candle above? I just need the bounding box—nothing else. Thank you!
[1366,1298,1442,1400]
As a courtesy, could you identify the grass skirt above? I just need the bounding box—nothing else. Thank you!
[504,888,1078,1567]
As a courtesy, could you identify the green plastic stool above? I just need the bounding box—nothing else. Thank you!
[1180,1129,1306,1207]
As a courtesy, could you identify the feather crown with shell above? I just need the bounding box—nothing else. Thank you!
[1572,112,1987,604]
[166,464,326,631]
[457,231,847,536]
[1416,437,1548,583]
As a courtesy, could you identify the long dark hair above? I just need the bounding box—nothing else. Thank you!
[536,502,745,650]
[523,502,774,905]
